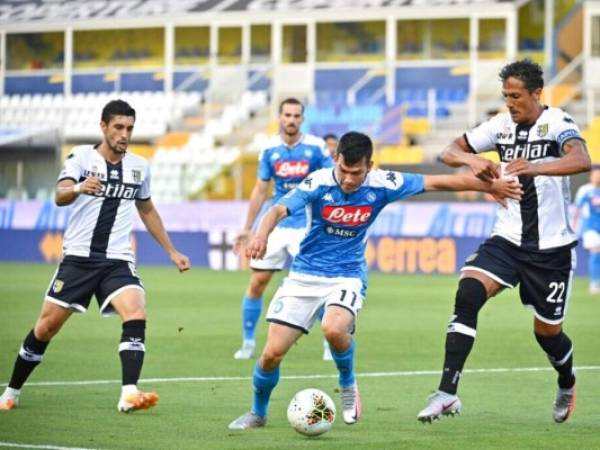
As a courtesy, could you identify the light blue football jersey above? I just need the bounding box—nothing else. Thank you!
[257,134,333,228]
[576,186,600,233]
[278,167,425,292]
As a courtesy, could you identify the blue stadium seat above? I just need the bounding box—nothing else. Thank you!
[120,72,163,91]
[5,75,63,95]
[396,67,469,90]
[174,71,208,92]
[72,73,115,93]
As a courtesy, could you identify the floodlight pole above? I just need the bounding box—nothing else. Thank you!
[164,22,174,94]
[64,27,73,96]
[0,29,5,96]
[385,17,396,107]
[468,16,479,128]
[545,0,555,76]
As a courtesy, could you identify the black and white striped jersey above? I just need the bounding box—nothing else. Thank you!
[465,106,583,251]
[57,145,151,262]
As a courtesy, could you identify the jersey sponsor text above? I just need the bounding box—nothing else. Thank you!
[322,205,372,226]
[274,160,310,178]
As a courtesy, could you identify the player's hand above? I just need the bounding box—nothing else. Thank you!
[505,158,539,177]
[233,231,251,255]
[488,178,523,208]
[170,250,191,272]
[81,176,103,194]
[470,158,500,183]
[246,235,268,260]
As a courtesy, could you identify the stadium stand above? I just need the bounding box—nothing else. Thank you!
[0,0,592,199]
[150,90,268,201]
[0,91,202,140]
[0,0,516,23]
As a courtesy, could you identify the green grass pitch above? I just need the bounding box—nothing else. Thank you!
[1,263,599,449]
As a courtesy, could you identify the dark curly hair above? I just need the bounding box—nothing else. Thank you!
[499,59,544,92]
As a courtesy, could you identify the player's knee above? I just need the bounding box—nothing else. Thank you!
[534,320,562,337]
[260,347,285,368]
[34,318,60,341]
[115,298,146,321]
[321,322,347,345]
[451,277,488,329]
[249,272,271,296]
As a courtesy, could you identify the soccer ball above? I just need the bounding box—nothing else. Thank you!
[287,388,336,436]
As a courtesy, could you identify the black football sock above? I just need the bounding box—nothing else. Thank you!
[119,320,146,386]
[535,332,575,389]
[8,329,50,390]
[438,278,487,395]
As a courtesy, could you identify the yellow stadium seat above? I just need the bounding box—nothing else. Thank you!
[157,132,190,148]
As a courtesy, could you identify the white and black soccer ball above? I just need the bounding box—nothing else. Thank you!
[287,388,336,436]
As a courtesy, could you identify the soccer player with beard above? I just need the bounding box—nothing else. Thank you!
[232,98,333,360]
[0,100,190,413]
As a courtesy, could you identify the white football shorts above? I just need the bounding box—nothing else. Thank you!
[582,230,600,250]
[266,271,364,333]
[250,226,306,271]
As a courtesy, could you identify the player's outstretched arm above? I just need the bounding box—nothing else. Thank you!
[505,139,591,177]
[135,199,190,272]
[246,204,289,260]
[234,179,270,255]
[55,176,103,206]
[424,174,523,207]
[440,136,500,182]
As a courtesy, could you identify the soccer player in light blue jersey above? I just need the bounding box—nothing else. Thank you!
[232,98,333,360]
[228,131,522,429]
[573,166,600,294]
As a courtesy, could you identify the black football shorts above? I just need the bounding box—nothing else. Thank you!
[462,236,575,324]
[45,255,144,315]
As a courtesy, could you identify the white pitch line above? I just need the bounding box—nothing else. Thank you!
[0,442,98,450]
[3,365,600,388]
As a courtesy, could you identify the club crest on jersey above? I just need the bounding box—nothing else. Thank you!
[273,300,284,313]
[275,160,309,178]
[304,149,312,157]
[366,192,376,202]
[132,169,142,183]
[52,279,64,293]
[109,169,119,180]
[537,123,548,137]
[322,205,372,226]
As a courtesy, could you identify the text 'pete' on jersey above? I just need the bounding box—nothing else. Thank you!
[257,134,333,229]
[322,205,373,226]
[465,106,582,251]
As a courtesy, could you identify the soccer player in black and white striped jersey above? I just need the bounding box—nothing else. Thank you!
[418,59,591,424]
[0,100,190,413]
